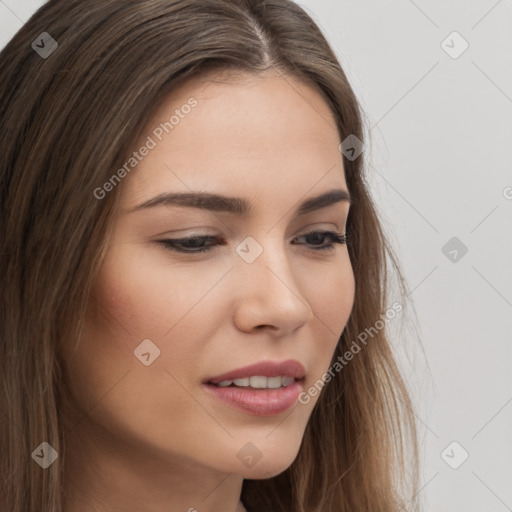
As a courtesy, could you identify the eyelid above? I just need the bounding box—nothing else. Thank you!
[153,220,344,239]
[156,228,347,255]
[293,221,344,236]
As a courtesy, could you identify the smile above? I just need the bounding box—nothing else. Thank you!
[204,359,307,416]
[212,376,296,389]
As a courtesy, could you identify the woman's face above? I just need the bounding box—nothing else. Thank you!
[62,70,354,486]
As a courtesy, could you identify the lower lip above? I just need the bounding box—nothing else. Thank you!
[204,380,303,416]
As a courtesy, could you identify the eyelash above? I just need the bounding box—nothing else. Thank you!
[157,230,347,254]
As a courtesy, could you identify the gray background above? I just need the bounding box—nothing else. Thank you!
[1,1,511,511]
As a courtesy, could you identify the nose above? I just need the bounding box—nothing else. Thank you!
[231,237,314,336]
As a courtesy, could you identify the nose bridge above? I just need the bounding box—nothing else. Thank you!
[232,233,313,330]
[235,234,294,288]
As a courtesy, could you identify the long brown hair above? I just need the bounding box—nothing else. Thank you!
[0,1,420,510]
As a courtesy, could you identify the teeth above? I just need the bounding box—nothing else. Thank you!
[281,376,294,386]
[249,376,267,388]
[266,376,282,389]
[214,376,296,389]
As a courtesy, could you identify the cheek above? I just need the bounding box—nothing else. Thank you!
[84,245,226,384]
[304,257,355,332]
[284,268,353,424]
[301,258,355,379]
[88,246,200,340]
[63,249,213,433]
[88,248,162,338]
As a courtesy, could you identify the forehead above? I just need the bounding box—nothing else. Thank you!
[159,68,339,142]
[121,69,346,208]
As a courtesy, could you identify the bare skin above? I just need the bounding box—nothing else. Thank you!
[60,69,355,512]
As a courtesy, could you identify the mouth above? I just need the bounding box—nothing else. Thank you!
[208,375,300,389]
[205,359,306,385]
[203,359,306,416]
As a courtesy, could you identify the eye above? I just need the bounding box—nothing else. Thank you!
[156,230,347,254]
[290,230,347,252]
[157,235,225,254]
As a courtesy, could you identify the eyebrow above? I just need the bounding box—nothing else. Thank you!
[129,188,351,217]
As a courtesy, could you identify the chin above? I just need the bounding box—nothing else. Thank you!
[234,443,302,480]
[241,460,294,480]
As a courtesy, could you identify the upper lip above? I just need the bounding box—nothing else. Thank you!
[206,359,306,384]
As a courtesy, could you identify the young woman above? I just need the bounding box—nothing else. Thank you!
[0,1,420,511]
